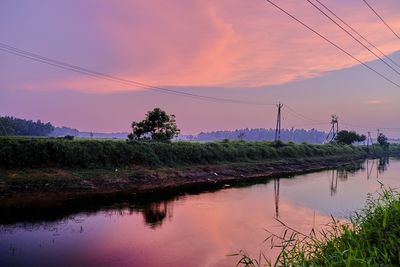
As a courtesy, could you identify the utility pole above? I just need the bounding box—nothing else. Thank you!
[332,115,339,140]
[274,102,283,142]
[324,115,339,143]
[290,126,294,142]
[367,131,376,155]
[367,131,371,150]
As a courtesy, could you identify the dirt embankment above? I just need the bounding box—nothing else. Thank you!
[0,155,366,200]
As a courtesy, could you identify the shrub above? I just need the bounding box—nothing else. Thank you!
[0,137,386,169]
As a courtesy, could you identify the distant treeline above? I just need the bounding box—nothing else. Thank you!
[183,128,327,143]
[50,126,128,139]
[0,116,54,136]
[0,137,380,169]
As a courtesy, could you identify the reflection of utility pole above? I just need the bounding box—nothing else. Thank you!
[275,103,283,142]
[274,178,280,218]
[366,159,374,180]
[330,170,338,196]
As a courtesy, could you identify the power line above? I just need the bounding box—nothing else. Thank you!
[284,104,324,123]
[0,42,276,107]
[283,105,400,133]
[307,0,400,77]
[264,0,400,89]
[362,0,400,41]
[342,122,400,131]
[312,0,400,71]
[290,122,330,128]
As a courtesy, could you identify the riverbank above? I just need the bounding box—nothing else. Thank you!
[0,138,398,201]
[0,154,366,199]
[267,187,400,266]
[0,155,368,225]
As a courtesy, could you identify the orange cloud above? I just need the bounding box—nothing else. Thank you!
[3,0,400,92]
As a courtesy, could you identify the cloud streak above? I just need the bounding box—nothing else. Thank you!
[1,0,400,93]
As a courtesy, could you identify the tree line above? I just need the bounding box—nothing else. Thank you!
[0,116,54,136]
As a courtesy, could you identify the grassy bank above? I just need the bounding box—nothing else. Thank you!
[236,187,400,266]
[0,137,378,168]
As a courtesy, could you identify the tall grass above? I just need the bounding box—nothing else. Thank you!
[234,186,400,266]
[0,137,374,168]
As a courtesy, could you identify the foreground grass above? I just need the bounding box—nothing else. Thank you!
[0,137,376,169]
[235,186,400,266]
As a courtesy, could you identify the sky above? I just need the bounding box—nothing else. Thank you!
[1,0,400,136]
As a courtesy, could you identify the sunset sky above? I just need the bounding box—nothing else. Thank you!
[1,0,400,136]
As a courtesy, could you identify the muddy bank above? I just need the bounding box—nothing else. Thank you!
[0,155,368,218]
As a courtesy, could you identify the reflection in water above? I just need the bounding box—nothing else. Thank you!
[1,158,399,267]
[378,157,390,174]
[366,159,375,180]
[142,201,174,228]
[330,170,338,196]
[274,178,280,218]
[365,157,389,180]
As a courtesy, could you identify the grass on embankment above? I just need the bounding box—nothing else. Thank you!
[235,187,400,266]
[0,137,379,169]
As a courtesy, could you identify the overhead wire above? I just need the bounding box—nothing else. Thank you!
[1,2,399,135]
[4,44,394,133]
[0,43,276,107]
[309,0,400,72]
[361,0,400,41]
[341,122,400,131]
[306,0,400,77]
[284,104,325,123]
[264,0,400,89]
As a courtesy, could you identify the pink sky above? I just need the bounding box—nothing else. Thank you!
[1,0,400,135]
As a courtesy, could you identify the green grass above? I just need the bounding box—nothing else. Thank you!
[234,186,400,266]
[0,137,376,169]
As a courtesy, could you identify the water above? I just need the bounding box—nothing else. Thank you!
[1,158,399,267]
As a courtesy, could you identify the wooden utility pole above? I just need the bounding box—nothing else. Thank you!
[367,131,376,155]
[275,102,283,142]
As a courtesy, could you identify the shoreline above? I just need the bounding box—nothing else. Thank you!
[0,154,368,205]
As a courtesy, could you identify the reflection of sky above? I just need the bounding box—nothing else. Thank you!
[0,158,398,266]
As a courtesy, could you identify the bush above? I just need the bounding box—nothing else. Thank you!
[0,137,385,169]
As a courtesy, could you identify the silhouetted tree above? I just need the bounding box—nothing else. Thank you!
[377,133,389,148]
[128,108,180,141]
[334,130,366,145]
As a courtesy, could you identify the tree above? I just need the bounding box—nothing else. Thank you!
[334,130,366,145]
[377,133,389,148]
[128,108,180,141]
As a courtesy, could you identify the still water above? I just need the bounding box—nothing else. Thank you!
[1,158,399,267]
